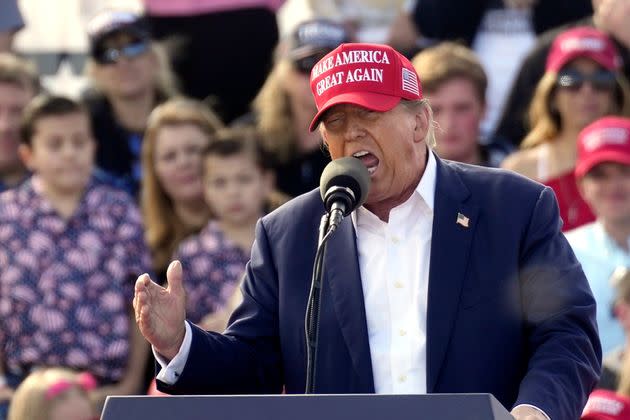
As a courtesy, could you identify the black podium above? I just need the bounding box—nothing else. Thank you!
[101,393,513,420]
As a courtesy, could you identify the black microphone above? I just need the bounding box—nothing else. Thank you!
[319,157,370,230]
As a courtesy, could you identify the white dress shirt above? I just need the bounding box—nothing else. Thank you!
[351,150,435,393]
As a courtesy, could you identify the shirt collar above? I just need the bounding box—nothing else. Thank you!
[351,148,437,228]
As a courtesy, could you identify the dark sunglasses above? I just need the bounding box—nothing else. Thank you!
[293,50,331,74]
[556,68,617,92]
[96,41,150,65]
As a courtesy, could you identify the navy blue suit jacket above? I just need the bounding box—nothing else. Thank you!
[158,156,601,420]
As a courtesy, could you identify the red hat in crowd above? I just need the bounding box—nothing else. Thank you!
[582,390,630,420]
[308,43,423,131]
[575,116,630,178]
[546,27,622,73]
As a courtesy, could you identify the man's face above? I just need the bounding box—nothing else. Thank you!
[427,77,484,163]
[0,82,32,174]
[579,162,630,224]
[320,102,428,216]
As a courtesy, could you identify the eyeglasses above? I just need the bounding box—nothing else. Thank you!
[97,41,149,65]
[556,68,617,92]
[293,50,331,74]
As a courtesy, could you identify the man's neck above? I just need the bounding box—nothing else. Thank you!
[366,149,428,223]
[109,90,156,133]
[602,219,630,252]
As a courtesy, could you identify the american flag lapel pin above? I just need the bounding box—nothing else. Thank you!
[456,212,470,228]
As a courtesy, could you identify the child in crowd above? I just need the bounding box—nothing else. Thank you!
[174,128,281,330]
[8,368,97,420]
[0,96,152,416]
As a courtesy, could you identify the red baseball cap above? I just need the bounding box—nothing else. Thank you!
[582,390,630,420]
[546,27,622,73]
[308,43,423,131]
[576,116,630,178]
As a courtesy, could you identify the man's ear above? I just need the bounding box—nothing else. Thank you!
[413,105,430,144]
[18,144,35,171]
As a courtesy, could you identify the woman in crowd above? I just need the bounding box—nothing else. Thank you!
[250,19,350,197]
[141,98,224,282]
[502,27,630,231]
[84,9,178,197]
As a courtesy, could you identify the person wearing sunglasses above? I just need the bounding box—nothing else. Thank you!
[246,19,351,197]
[503,26,630,232]
[83,10,179,199]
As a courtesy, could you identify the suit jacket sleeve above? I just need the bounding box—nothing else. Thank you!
[515,186,601,419]
[157,219,284,395]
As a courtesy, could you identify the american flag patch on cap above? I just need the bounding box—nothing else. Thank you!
[401,67,419,96]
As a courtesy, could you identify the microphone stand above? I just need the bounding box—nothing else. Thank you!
[304,213,337,394]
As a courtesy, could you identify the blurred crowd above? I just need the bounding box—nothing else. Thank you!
[2,0,630,419]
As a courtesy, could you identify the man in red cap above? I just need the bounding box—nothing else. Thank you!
[567,116,630,386]
[134,43,600,420]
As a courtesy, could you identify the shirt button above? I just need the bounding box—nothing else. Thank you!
[394,281,404,289]
[398,374,407,383]
[399,329,407,336]
[391,236,400,244]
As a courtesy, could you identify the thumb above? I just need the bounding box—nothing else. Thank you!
[166,260,185,296]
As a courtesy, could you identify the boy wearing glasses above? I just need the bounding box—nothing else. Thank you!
[567,117,630,357]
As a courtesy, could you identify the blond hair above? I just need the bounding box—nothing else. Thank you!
[522,71,630,149]
[252,60,296,164]
[411,42,487,104]
[8,368,94,420]
[142,98,224,274]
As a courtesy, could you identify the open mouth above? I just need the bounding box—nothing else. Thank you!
[352,150,379,175]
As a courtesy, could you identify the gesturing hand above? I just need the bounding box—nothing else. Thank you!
[133,260,187,360]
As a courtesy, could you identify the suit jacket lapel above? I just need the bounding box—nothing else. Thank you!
[325,216,375,392]
[426,158,478,392]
